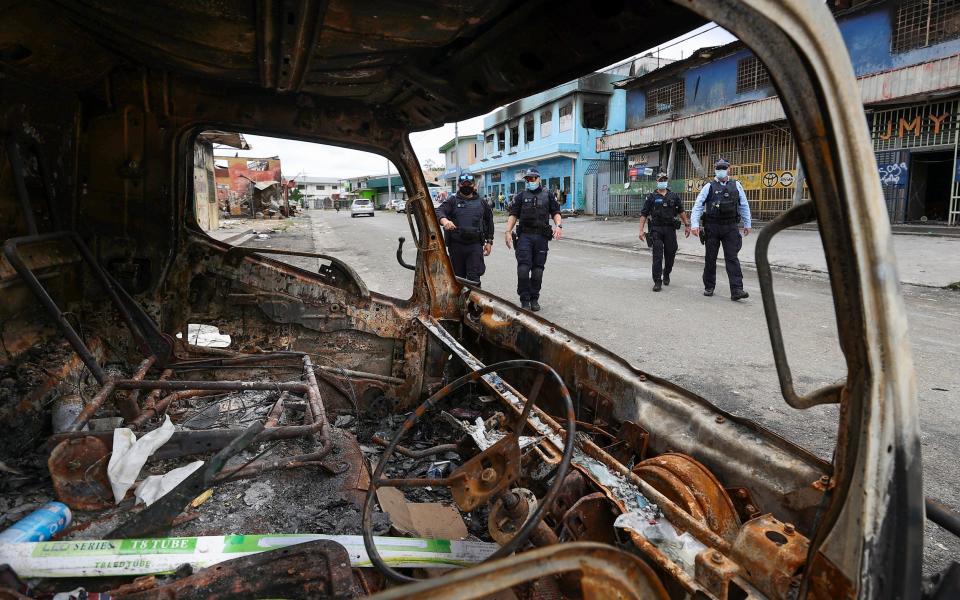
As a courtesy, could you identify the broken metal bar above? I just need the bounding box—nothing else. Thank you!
[375,477,447,488]
[130,389,224,427]
[66,381,115,432]
[140,368,174,415]
[264,392,288,427]
[113,379,310,392]
[927,497,960,539]
[371,436,458,459]
[115,356,157,422]
[108,421,265,538]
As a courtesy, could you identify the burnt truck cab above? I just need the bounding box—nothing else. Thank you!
[0,0,951,598]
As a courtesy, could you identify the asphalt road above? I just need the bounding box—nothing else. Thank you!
[243,208,960,575]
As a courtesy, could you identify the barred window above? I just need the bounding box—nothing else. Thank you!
[559,103,573,132]
[892,0,960,53]
[644,80,685,118]
[736,56,771,94]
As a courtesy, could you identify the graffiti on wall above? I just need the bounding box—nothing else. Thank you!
[878,162,909,187]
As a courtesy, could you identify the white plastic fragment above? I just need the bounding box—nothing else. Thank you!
[107,415,176,504]
[134,461,205,506]
[614,511,707,575]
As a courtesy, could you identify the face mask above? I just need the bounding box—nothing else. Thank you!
[656,181,668,190]
[459,184,473,194]
[525,180,540,191]
[715,169,728,179]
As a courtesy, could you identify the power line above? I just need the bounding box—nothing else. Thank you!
[604,24,723,71]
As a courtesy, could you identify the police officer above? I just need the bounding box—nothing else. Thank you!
[504,167,562,311]
[437,172,494,285]
[690,159,751,300]
[638,172,690,291]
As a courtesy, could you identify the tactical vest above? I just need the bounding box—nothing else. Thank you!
[704,180,740,224]
[648,192,679,226]
[516,188,552,236]
[448,194,486,244]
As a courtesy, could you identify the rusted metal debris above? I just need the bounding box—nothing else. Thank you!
[108,540,354,599]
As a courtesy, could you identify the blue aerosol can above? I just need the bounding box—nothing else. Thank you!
[0,501,72,542]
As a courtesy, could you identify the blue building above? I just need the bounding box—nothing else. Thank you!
[471,73,627,212]
[599,0,960,224]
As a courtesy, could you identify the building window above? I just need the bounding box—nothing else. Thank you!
[497,128,505,153]
[485,133,495,155]
[297,184,306,190]
[582,100,608,129]
[892,0,960,53]
[524,116,535,143]
[509,122,519,149]
[540,109,552,138]
[319,185,325,190]
[645,80,685,118]
[559,103,573,132]
[736,56,771,94]
[332,185,337,190]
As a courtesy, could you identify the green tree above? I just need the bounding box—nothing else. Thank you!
[289,187,305,207]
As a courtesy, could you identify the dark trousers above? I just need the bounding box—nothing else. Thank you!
[448,242,485,284]
[649,225,678,284]
[703,222,744,291]
[515,233,549,301]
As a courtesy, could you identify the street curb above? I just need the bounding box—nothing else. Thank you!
[560,235,951,291]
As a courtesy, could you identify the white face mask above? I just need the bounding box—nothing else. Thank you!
[715,169,728,179]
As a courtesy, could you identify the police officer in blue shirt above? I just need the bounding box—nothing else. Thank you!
[504,167,562,311]
[437,172,494,285]
[690,158,751,301]
[638,172,690,291]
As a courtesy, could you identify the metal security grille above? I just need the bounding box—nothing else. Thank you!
[736,56,771,94]
[871,100,959,151]
[585,152,629,218]
[645,81,685,118]
[892,0,960,53]
[875,150,910,222]
[672,126,803,222]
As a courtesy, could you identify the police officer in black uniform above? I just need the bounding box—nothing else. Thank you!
[437,172,494,285]
[504,167,562,312]
[638,172,690,291]
[690,158,752,301]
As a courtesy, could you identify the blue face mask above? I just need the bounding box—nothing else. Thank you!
[656,181,668,190]
[715,169,728,179]
[525,180,540,191]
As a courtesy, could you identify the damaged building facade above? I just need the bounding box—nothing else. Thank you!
[0,0,953,599]
[598,0,960,224]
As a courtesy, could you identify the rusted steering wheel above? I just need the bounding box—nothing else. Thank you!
[362,360,576,583]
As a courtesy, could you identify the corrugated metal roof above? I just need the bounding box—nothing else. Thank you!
[599,53,960,151]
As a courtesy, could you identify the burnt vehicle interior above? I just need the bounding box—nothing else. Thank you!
[1,0,958,598]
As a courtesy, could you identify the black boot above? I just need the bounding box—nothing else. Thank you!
[663,274,670,286]
[731,289,750,301]
[703,288,714,296]
[521,301,531,309]
[653,282,662,292]
[530,300,541,312]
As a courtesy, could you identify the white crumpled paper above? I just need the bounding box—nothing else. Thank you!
[107,415,175,503]
[134,460,205,506]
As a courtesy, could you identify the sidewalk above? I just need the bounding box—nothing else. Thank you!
[495,216,960,288]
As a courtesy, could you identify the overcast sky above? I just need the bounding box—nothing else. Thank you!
[221,24,735,179]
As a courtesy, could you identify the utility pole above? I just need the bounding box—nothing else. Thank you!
[386,159,392,209]
[454,121,461,182]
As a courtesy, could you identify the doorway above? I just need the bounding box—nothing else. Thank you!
[907,150,954,222]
